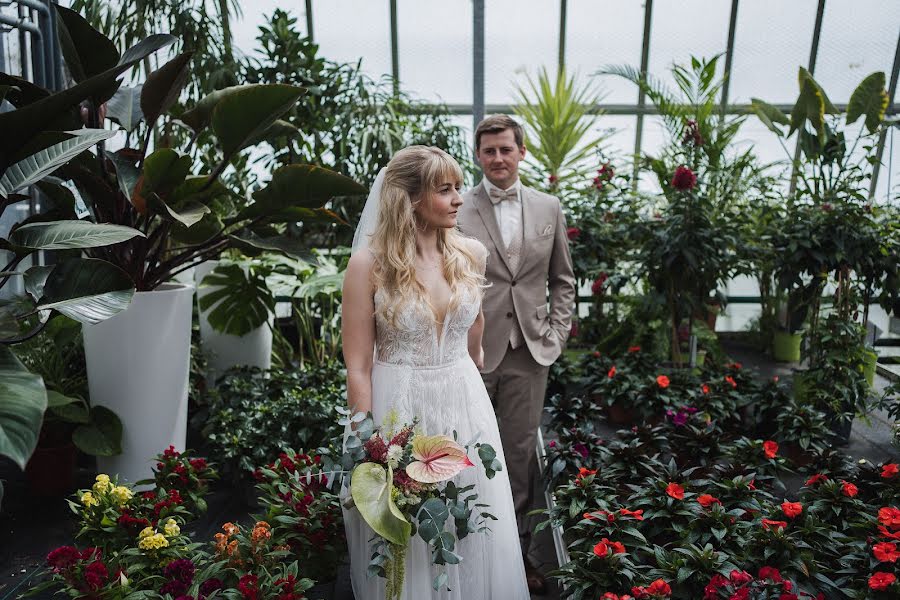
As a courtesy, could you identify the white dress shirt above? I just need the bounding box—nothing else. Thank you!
[482,178,522,249]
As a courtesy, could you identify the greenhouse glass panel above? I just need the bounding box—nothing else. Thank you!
[733,116,794,181]
[314,0,393,82]
[397,0,472,104]
[814,0,900,104]
[566,0,646,103]
[728,0,820,104]
[646,0,731,90]
[484,0,558,105]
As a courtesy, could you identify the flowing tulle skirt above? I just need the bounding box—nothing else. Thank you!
[342,356,530,599]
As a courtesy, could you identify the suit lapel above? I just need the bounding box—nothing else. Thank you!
[513,185,534,278]
[474,182,513,274]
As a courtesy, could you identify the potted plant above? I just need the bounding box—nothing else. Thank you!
[5,7,365,482]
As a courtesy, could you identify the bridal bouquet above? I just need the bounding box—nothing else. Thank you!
[335,408,503,597]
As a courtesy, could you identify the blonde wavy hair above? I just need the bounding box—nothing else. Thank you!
[370,145,485,324]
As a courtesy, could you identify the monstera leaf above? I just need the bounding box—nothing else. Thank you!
[405,435,474,484]
[197,263,274,336]
[350,463,411,546]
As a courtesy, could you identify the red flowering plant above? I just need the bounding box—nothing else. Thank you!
[851,459,900,506]
[253,449,346,583]
[542,425,609,489]
[702,567,821,600]
[551,521,645,597]
[797,477,870,533]
[201,521,315,600]
[136,445,218,515]
[720,438,791,491]
[624,468,701,545]
[646,543,742,597]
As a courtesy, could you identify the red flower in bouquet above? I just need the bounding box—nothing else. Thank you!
[592,273,608,295]
[873,542,900,563]
[804,473,828,486]
[841,480,858,498]
[701,384,710,394]
[697,494,721,508]
[781,501,803,519]
[608,366,617,378]
[46,546,84,572]
[725,376,737,389]
[879,507,900,528]
[758,566,783,582]
[670,165,697,191]
[869,572,896,591]
[628,346,641,353]
[881,463,899,479]
[566,226,581,241]
[762,519,787,531]
[602,594,634,600]
[666,482,684,500]
[656,375,670,389]
[763,441,778,459]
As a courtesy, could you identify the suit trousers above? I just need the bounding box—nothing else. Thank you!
[481,343,549,557]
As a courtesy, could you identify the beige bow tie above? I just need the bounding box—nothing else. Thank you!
[489,188,517,204]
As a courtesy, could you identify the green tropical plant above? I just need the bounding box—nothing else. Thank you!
[512,67,607,194]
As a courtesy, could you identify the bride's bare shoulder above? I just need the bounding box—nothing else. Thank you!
[345,250,377,290]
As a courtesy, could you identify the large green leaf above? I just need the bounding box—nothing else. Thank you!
[0,33,175,167]
[749,98,790,137]
[0,129,115,197]
[210,84,305,158]
[229,230,318,263]
[106,85,144,132]
[790,72,826,137]
[9,221,143,250]
[106,150,141,202]
[239,164,366,221]
[350,463,411,546]
[846,72,888,134]
[198,263,273,336]
[0,346,48,470]
[54,5,120,83]
[143,148,191,196]
[47,390,91,425]
[37,258,135,324]
[72,406,122,456]
[179,84,253,133]
[141,52,193,129]
[170,213,224,245]
[150,197,210,228]
[243,119,300,147]
[23,265,54,302]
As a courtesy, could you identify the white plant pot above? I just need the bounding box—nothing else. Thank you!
[82,283,195,482]
[195,261,273,387]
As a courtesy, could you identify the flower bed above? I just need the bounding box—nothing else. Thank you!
[28,446,345,600]
[540,349,900,599]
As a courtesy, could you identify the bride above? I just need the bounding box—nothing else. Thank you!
[341,145,530,598]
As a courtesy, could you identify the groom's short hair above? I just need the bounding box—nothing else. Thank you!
[474,115,524,151]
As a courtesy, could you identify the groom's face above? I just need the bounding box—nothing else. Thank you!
[476,129,526,190]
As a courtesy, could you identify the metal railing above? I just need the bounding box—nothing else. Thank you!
[0,0,62,90]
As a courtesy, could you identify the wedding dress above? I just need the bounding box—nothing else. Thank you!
[342,283,530,599]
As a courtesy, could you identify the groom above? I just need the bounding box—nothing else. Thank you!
[458,115,576,592]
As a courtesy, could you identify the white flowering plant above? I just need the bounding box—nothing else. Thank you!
[326,409,503,598]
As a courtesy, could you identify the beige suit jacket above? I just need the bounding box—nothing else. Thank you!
[459,181,576,373]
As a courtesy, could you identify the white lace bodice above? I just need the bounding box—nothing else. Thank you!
[374,286,480,367]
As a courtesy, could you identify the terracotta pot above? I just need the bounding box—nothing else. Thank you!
[25,442,77,497]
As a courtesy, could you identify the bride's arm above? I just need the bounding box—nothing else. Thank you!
[466,237,488,370]
[468,309,485,370]
[342,251,377,416]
